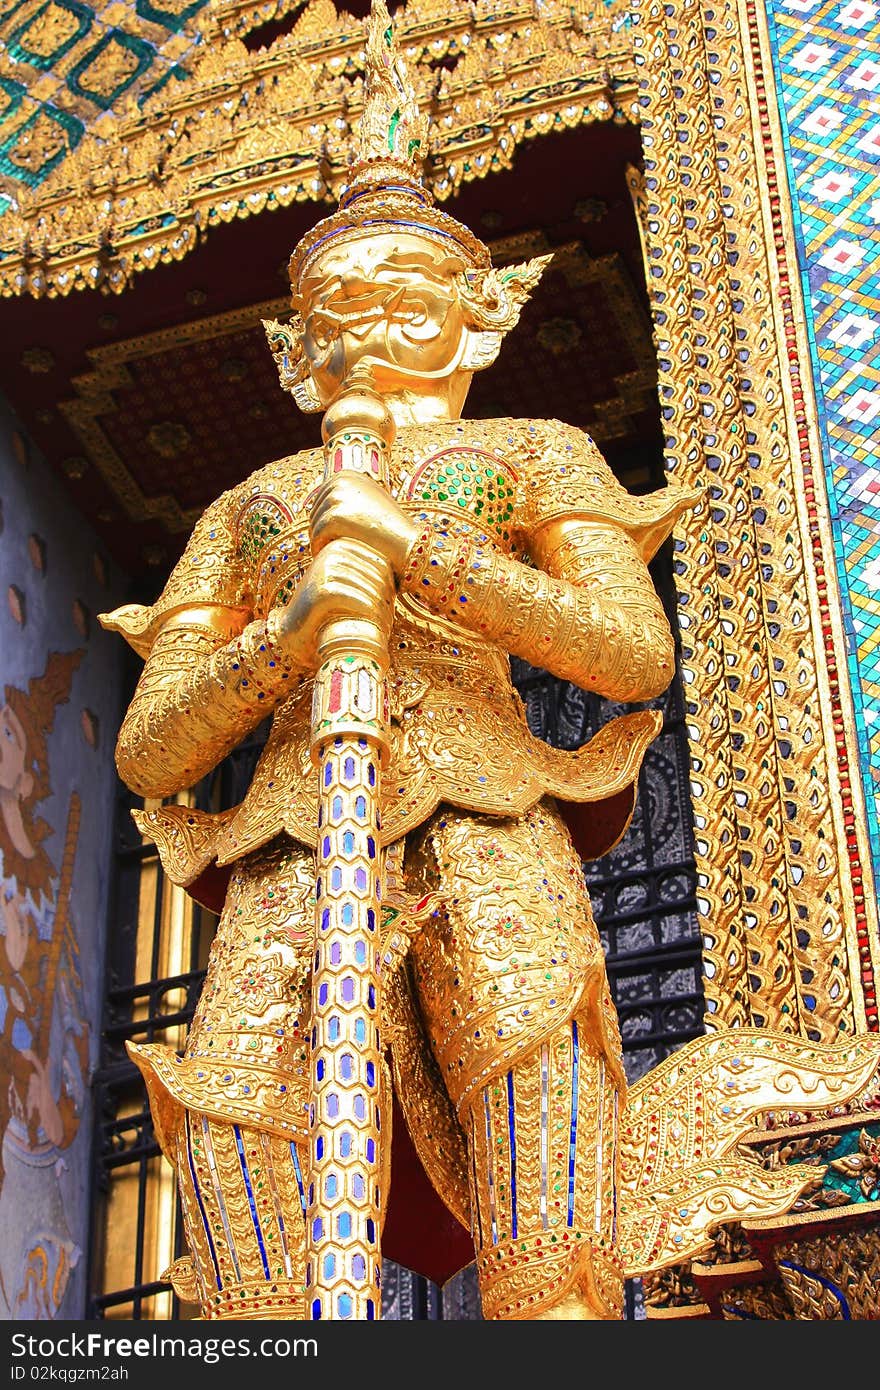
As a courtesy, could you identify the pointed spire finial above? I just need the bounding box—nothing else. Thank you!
[347,0,428,189]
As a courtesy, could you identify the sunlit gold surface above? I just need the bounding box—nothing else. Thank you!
[101,0,880,1321]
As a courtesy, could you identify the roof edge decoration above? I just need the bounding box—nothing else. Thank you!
[0,0,637,298]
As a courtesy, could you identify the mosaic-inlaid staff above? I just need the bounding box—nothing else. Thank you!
[304,373,395,1321]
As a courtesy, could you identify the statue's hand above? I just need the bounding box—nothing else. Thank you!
[268,537,395,670]
[309,474,419,576]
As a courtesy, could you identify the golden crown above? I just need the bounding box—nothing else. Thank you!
[288,0,491,288]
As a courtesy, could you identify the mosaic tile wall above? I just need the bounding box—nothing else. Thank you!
[764,0,880,861]
[0,0,210,205]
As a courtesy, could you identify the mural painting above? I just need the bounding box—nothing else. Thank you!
[0,405,125,1319]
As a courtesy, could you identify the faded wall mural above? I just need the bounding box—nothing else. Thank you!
[0,395,125,1318]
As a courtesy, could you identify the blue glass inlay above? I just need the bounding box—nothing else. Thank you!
[326,1093,339,1119]
[367,836,376,859]
[328,1016,340,1042]
[352,1253,366,1280]
[318,983,329,1007]
[340,1053,354,1080]
[321,907,330,931]
[325,1175,338,1199]
[368,984,376,1010]
[233,1125,270,1278]
[366,1061,375,1087]
[507,1071,518,1239]
[330,941,342,965]
[353,1095,366,1121]
[324,762,332,787]
[366,1138,375,1163]
[344,756,355,780]
[323,1253,336,1280]
[355,1019,366,1044]
[368,763,376,786]
[341,976,356,1003]
[366,1218,376,1243]
[367,1300,375,1320]
[338,1212,352,1238]
[342,903,354,926]
[338,1294,353,1319]
[355,868,367,890]
[185,1114,222,1290]
[316,1058,325,1081]
[322,835,331,858]
[311,1298,322,1320]
[290,1141,307,1215]
[340,1131,352,1158]
[353,1174,365,1200]
[343,831,355,854]
[331,867,343,891]
[332,795,343,819]
[367,908,375,932]
[312,1217,323,1241]
[355,795,367,817]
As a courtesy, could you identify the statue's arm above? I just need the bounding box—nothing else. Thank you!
[104,509,394,800]
[400,517,676,702]
[111,605,302,799]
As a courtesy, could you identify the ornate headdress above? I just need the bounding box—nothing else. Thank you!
[288,0,490,283]
[265,0,550,412]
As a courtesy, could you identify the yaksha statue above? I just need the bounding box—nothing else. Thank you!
[102,0,880,1322]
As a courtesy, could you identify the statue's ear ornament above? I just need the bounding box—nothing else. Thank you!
[456,254,553,373]
[456,254,553,333]
[261,315,323,414]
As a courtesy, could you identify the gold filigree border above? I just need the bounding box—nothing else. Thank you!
[0,0,637,298]
[632,0,879,1038]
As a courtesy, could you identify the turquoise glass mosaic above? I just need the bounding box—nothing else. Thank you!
[765,0,880,861]
[0,0,209,194]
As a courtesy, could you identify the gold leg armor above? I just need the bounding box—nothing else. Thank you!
[129,839,316,1319]
[463,1023,622,1320]
[404,798,625,1319]
[175,1113,308,1319]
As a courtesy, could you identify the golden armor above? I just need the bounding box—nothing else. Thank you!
[100,0,880,1322]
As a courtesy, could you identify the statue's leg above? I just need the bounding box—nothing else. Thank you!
[128,837,314,1319]
[460,1023,623,1320]
[406,799,625,1321]
[173,1112,308,1319]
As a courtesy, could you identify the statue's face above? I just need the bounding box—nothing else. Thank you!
[297,230,469,402]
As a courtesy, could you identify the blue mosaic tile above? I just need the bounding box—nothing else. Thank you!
[766,0,880,862]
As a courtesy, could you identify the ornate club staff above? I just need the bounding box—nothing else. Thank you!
[305,376,396,1321]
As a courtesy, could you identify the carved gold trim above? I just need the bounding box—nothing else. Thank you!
[0,0,638,298]
[632,0,879,1039]
[745,1199,880,1236]
[745,0,880,1032]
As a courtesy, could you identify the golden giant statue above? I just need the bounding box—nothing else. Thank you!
[101,1,880,1322]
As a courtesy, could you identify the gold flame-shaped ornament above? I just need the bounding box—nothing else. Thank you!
[288,0,491,287]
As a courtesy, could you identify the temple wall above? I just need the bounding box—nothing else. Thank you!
[762,0,880,900]
[0,394,126,1318]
